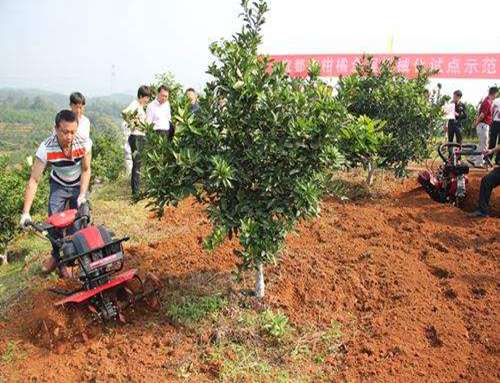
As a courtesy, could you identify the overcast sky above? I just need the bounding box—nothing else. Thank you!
[0,0,499,102]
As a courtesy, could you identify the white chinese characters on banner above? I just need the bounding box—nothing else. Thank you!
[482,58,496,74]
[270,54,500,78]
[464,59,479,74]
[396,58,410,73]
[321,58,334,75]
[447,58,461,75]
[336,57,349,74]
[430,57,444,72]
[294,59,306,74]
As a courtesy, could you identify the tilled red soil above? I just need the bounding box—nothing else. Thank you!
[0,173,498,382]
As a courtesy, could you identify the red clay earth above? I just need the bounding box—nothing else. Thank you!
[0,172,498,382]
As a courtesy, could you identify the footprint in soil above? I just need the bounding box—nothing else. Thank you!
[429,242,450,253]
[443,288,457,299]
[425,325,443,347]
[429,266,454,279]
[470,287,487,298]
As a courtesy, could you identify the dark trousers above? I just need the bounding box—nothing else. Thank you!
[447,120,462,144]
[488,121,500,165]
[128,134,145,197]
[48,180,80,261]
[155,128,174,141]
[479,167,500,214]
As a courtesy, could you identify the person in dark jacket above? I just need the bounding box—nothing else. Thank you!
[470,145,500,217]
[446,90,467,145]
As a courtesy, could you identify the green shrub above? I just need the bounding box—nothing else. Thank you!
[337,56,443,175]
[0,156,48,257]
[90,117,124,183]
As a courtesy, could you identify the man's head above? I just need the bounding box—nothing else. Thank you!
[185,88,197,104]
[55,110,78,149]
[489,86,499,99]
[137,85,151,106]
[452,90,462,103]
[157,85,169,104]
[69,92,86,119]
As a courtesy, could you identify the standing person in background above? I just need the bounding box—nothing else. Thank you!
[69,92,90,139]
[490,93,500,165]
[185,88,200,114]
[446,90,466,146]
[146,85,172,140]
[122,85,151,197]
[471,87,498,168]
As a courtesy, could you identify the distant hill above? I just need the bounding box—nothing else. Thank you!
[93,93,134,106]
[0,88,128,163]
[0,88,132,109]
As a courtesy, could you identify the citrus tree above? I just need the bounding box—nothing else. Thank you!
[337,56,442,176]
[339,115,392,185]
[142,0,345,297]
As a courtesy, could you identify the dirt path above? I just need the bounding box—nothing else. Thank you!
[0,173,498,382]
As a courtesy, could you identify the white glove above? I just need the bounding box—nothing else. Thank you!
[19,212,32,228]
[77,194,87,207]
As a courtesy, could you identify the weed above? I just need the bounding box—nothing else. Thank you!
[1,341,25,364]
[259,309,290,339]
[166,294,227,325]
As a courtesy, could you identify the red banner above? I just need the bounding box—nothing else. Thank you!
[269,54,500,79]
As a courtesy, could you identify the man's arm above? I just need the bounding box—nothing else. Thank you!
[485,144,500,156]
[146,104,154,124]
[22,158,46,215]
[79,151,91,200]
[457,104,467,122]
[475,112,484,126]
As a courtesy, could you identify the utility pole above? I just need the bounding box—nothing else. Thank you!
[110,64,116,95]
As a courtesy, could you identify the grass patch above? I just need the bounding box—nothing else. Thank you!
[1,341,26,364]
[291,320,344,367]
[237,309,292,339]
[90,177,167,244]
[166,294,228,325]
[206,342,291,383]
[0,225,52,313]
[92,176,130,201]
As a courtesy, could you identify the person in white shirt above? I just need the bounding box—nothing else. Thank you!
[122,85,151,197]
[146,85,172,140]
[490,96,500,165]
[69,92,91,139]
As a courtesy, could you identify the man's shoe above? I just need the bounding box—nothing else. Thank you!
[467,159,479,168]
[469,209,489,218]
[41,257,57,274]
[58,266,71,279]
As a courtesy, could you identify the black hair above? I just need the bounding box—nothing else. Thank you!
[185,88,196,93]
[137,85,151,99]
[157,85,169,93]
[489,86,499,95]
[69,91,86,105]
[55,109,77,128]
[453,90,462,98]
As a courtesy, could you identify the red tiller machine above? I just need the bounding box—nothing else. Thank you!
[29,205,161,322]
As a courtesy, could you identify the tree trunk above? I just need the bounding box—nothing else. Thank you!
[0,252,7,266]
[366,161,376,186]
[255,262,265,298]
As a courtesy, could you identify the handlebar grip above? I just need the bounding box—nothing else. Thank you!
[28,222,48,233]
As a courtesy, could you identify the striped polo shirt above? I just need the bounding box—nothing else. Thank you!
[35,134,92,187]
